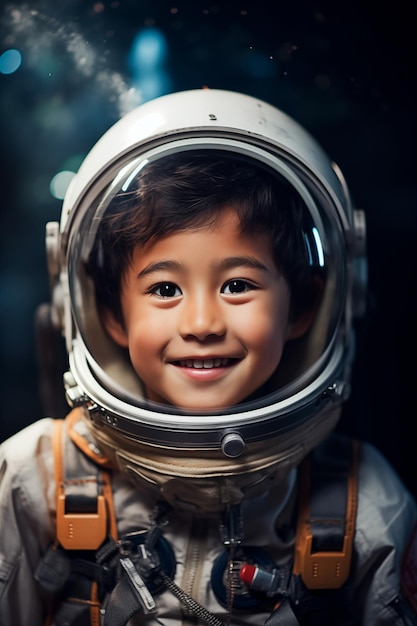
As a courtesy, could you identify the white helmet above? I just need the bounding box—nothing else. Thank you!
[46,89,367,511]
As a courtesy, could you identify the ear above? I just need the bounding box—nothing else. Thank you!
[286,275,324,340]
[102,310,129,348]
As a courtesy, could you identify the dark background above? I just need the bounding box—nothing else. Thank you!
[1,1,416,495]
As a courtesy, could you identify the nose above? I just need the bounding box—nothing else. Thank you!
[178,292,226,341]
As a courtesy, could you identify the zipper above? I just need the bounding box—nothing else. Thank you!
[181,517,209,620]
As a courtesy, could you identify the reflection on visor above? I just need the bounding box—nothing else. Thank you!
[121,158,149,191]
[304,228,325,267]
[313,228,325,267]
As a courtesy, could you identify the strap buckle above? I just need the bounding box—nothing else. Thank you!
[294,436,359,589]
[294,531,352,589]
[56,494,107,550]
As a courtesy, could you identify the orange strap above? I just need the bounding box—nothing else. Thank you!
[52,414,118,550]
[293,437,359,589]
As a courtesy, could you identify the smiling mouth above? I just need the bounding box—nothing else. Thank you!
[176,358,237,369]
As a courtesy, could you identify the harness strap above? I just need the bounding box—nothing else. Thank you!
[42,416,119,626]
[53,413,117,551]
[293,434,359,590]
[102,574,149,626]
[265,599,301,625]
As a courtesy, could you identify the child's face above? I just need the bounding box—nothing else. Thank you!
[104,209,305,410]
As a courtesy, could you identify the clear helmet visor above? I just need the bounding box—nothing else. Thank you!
[65,138,351,453]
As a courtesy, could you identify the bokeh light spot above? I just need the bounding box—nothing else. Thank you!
[0,49,22,75]
[49,170,76,200]
[130,28,167,69]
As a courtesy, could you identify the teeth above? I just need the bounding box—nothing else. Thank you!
[180,358,229,368]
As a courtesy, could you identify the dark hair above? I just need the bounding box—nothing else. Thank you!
[86,151,319,324]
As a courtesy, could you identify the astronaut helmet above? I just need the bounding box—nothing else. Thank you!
[46,89,367,512]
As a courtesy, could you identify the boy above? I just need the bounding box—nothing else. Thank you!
[0,89,416,625]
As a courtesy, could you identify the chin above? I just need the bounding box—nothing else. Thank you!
[171,397,245,412]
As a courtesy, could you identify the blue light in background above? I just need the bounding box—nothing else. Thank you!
[128,28,171,101]
[131,28,167,69]
[0,48,22,75]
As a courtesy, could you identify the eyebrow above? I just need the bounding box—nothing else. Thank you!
[215,256,269,272]
[137,256,269,278]
[137,260,182,278]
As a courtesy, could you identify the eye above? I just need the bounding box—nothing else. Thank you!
[222,279,254,294]
[150,282,182,298]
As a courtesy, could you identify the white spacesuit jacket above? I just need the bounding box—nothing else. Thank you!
[0,414,416,626]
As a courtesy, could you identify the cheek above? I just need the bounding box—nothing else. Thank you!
[234,299,290,351]
[123,298,171,342]
[127,335,159,384]
[124,315,168,367]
